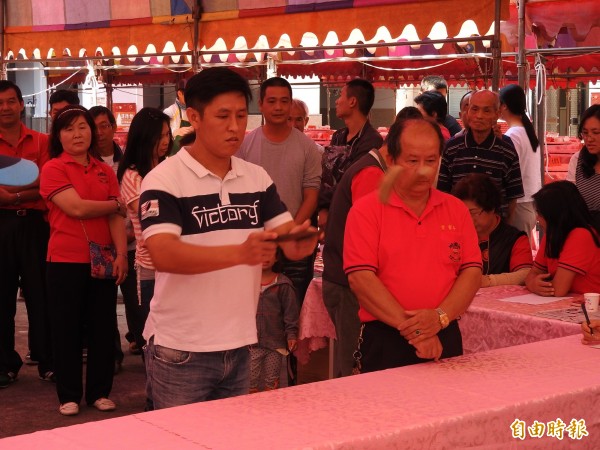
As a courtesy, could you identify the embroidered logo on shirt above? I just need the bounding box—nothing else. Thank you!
[448,242,462,263]
[97,171,109,184]
[141,200,159,220]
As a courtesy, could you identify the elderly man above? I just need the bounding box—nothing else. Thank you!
[437,90,524,221]
[344,118,482,372]
[289,98,309,133]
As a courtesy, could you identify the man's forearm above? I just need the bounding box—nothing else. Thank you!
[348,270,408,328]
[438,267,481,321]
[294,189,318,224]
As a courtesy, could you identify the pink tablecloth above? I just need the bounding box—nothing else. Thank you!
[297,280,584,362]
[295,277,335,365]
[5,335,599,449]
[461,285,582,354]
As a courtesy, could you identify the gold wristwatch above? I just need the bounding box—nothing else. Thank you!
[436,308,449,329]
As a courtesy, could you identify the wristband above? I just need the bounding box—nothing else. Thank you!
[114,198,121,213]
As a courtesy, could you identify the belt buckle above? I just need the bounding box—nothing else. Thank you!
[16,209,27,217]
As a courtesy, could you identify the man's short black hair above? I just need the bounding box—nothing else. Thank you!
[420,75,448,93]
[89,105,116,125]
[0,80,23,102]
[259,77,292,102]
[49,89,80,106]
[346,79,375,116]
[184,68,252,115]
[414,91,447,121]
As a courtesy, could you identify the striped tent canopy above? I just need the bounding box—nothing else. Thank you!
[3,0,505,60]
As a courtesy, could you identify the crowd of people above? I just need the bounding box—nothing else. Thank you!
[1,70,599,418]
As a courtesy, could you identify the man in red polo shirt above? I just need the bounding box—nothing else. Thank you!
[0,80,53,387]
[344,118,482,372]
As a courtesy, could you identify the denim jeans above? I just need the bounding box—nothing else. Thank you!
[145,337,250,409]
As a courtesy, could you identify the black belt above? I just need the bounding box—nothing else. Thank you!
[0,209,44,217]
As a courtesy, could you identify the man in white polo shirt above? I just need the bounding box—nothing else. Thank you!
[139,68,318,409]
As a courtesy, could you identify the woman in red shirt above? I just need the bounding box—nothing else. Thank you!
[40,105,127,416]
[526,181,600,296]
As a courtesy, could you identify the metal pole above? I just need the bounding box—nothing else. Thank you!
[517,0,528,89]
[0,0,6,80]
[192,0,203,74]
[491,0,502,92]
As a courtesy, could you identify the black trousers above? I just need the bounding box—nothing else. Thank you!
[361,319,463,373]
[0,210,52,376]
[47,262,116,405]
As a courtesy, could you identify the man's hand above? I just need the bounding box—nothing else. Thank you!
[239,231,278,266]
[0,187,14,206]
[582,320,600,345]
[412,335,443,361]
[288,339,298,352]
[278,220,318,261]
[526,272,555,296]
[398,309,441,345]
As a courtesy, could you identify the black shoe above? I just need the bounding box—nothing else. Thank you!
[25,351,39,365]
[0,371,17,388]
[39,371,56,382]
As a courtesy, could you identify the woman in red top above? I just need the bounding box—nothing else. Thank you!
[40,105,127,416]
[526,181,600,296]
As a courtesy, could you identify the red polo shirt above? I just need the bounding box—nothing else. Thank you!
[0,123,50,210]
[40,152,120,263]
[533,228,600,294]
[344,188,482,322]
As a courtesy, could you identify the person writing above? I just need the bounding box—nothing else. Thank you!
[525,181,600,296]
[452,173,532,287]
[581,320,600,345]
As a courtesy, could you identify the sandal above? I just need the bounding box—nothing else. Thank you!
[93,398,116,411]
[59,402,79,416]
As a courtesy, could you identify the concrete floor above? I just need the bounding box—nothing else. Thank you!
[0,297,329,439]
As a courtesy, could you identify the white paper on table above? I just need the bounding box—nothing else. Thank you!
[498,293,571,305]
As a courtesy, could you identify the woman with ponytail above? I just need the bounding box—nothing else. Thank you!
[499,84,542,245]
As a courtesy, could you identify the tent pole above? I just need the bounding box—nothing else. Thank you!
[517,0,527,89]
[491,0,502,92]
[0,0,6,81]
[192,0,203,74]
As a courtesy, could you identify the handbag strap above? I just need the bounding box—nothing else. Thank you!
[80,220,91,243]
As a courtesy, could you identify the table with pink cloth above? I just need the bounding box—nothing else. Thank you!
[461,285,582,354]
[296,279,583,363]
[4,335,599,449]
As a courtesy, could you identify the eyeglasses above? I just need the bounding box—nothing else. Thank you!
[469,208,484,217]
[96,122,113,131]
[581,130,600,140]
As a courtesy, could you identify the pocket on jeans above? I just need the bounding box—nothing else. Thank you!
[154,344,191,365]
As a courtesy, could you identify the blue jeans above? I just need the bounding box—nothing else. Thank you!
[144,337,250,409]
